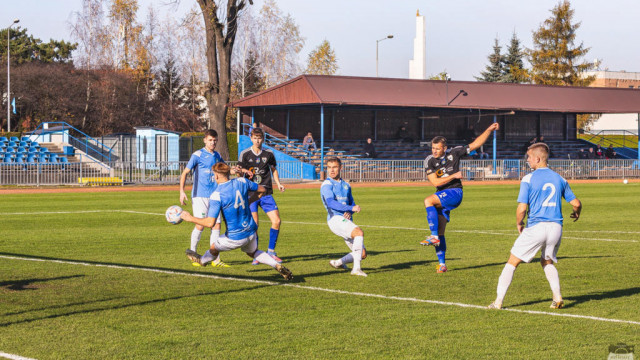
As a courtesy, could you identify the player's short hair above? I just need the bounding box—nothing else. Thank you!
[431,136,447,147]
[326,157,341,166]
[251,127,264,138]
[212,162,231,177]
[204,129,218,139]
[528,142,549,160]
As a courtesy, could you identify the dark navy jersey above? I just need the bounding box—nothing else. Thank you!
[424,145,470,192]
[238,148,277,195]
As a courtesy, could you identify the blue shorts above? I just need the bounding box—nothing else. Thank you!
[250,194,278,213]
[435,188,463,222]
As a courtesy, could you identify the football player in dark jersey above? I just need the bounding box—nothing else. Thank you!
[420,122,500,273]
[236,128,286,264]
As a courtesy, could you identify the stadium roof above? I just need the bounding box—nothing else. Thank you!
[230,75,640,114]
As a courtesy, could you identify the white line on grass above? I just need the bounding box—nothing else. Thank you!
[0,210,637,242]
[0,351,38,360]
[1,254,639,327]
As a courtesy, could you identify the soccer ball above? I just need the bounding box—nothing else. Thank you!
[623,179,628,184]
[165,205,183,225]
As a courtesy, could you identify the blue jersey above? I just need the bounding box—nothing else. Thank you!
[518,167,576,228]
[321,178,355,222]
[186,148,224,198]
[207,178,259,240]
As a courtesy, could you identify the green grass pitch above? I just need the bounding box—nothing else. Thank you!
[1,182,639,359]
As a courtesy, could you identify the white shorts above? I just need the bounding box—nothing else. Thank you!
[192,196,221,222]
[328,215,359,240]
[511,222,563,263]
[214,232,258,253]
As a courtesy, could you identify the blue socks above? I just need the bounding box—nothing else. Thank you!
[435,235,447,265]
[268,228,279,252]
[425,206,439,236]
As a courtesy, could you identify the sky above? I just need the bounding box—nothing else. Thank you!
[2,0,639,81]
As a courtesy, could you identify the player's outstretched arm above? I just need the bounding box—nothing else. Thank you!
[427,171,463,187]
[469,123,500,151]
[569,198,582,222]
[179,167,191,205]
[180,211,217,228]
[516,202,528,233]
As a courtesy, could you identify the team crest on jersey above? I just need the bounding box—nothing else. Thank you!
[343,184,349,190]
[255,158,260,164]
[254,174,262,183]
[262,157,267,162]
[447,155,453,161]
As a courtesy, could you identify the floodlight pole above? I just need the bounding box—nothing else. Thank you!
[376,35,393,77]
[7,19,19,132]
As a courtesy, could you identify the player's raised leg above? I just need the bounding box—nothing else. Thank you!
[421,194,442,246]
[435,215,448,273]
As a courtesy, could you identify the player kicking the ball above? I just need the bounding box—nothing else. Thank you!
[321,157,367,277]
[235,127,286,264]
[180,163,293,281]
[179,129,228,268]
[489,143,581,310]
[421,122,499,273]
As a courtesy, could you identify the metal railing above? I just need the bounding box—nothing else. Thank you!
[27,122,114,162]
[2,159,640,186]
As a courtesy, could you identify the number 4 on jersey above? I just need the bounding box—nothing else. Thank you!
[234,190,246,209]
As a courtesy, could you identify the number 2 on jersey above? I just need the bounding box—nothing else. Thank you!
[234,190,246,209]
[542,183,557,207]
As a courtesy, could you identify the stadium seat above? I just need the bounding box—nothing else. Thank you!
[21,136,30,142]
[49,154,58,162]
[38,155,48,163]
[27,155,37,164]
[0,136,7,142]
[6,148,15,153]
[39,147,48,153]
[28,147,37,153]
[9,136,19,142]
[8,141,17,147]
[17,147,26,153]
[19,141,28,147]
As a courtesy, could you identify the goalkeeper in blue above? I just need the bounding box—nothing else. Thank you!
[320,157,367,277]
[180,163,293,281]
[489,143,581,309]
[421,122,499,273]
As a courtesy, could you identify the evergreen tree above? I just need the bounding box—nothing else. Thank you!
[0,27,76,64]
[305,40,338,75]
[501,32,528,83]
[233,50,265,98]
[475,38,504,82]
[528,0,595,86]
[156,56,182,103]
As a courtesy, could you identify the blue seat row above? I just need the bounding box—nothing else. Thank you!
[2,154,69,164]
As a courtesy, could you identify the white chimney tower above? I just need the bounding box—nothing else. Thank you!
[409,10,426,79]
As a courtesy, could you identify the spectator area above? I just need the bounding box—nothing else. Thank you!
[0,136,72,164]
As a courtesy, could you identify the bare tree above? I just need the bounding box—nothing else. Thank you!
[195,0,253,160]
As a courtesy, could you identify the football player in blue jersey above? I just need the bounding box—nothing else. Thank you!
[421,122,499,273]
[180,163,293,280]
[320,157,367,277]
[179,129,228,267]
[235,127,286,264]
[489,143,581,309]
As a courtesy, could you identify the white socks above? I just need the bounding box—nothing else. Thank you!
[210,229,220,246]
[201,250,215,265]
[254,250,278,268]
[496,263,516,304]
[190,228,203,251]
[543,264,562,301]
[351,236,364,270]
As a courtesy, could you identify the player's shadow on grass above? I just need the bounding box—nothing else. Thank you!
[509,287,640,309]
[0,275,84,291]
[0,284,270,328]
[0,252,297,287]
[368,258,459,274]
[263,249,415,264]
[453,262,504,271]
[2,298,121,317]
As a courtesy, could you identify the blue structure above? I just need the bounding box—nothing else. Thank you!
[135,127,180,170]
[238,135,318,180]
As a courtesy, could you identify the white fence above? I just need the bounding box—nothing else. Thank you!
[1,159,640,186]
